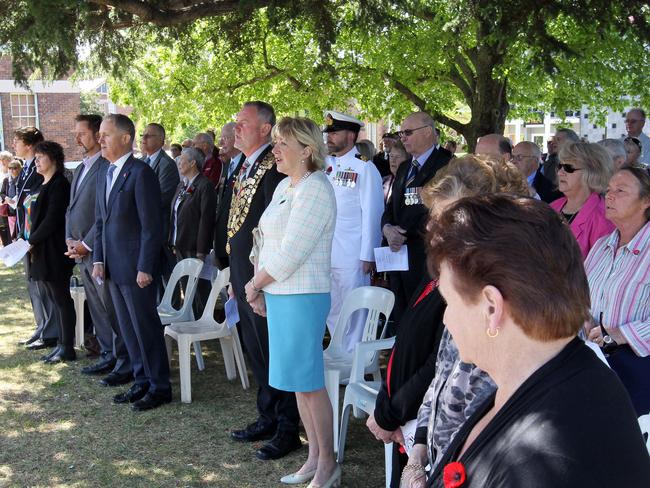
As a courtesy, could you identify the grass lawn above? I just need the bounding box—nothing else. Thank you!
[0,264,384,487]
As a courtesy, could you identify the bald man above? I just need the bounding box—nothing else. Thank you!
[475,133,512,161]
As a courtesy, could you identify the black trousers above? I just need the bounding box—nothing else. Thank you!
[234,288,299,433]
[40,280,76,347]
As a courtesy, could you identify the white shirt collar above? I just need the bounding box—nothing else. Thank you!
[112,152,132,172]
[83,150,102,168]
[244,143,270,175]
[413,144,438,166]
[147,148,162,164]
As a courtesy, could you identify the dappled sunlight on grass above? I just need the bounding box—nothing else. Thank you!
[0,266,384,487]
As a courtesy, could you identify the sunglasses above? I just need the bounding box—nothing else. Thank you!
[558,163,583,174]
[396,125,431,138]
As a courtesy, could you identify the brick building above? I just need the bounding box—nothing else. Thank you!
[0,56,82,160]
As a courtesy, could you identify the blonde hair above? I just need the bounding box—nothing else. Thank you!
[422,155,497,209]
[559,142,614,193]
[482,158,531,195]
[272,117,327,171]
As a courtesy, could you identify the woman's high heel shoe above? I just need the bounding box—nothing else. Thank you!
[307,464,341,488]
[280,468,317,484]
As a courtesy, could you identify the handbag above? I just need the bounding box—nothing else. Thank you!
[249,226,264,266]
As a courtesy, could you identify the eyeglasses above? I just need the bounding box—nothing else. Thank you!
[396,126,431,138]
[140,134,159,140]
[558,163,583,174]
[9,166,20,171]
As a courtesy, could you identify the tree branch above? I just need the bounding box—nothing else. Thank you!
[89,0,271,27]
[448,65,474,104]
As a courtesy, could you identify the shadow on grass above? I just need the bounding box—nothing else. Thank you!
[0,266,384,487]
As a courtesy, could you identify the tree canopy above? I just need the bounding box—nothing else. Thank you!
[3,0,650,148]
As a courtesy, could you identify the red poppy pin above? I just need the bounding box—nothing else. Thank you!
[633,249,640,255]
[186,186,194,194]
[443,462,466,488]
[326,166,333,175]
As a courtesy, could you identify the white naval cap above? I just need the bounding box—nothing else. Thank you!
[323,110,365,132]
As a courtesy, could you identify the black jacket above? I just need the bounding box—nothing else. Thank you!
[214,153,246,262]
[169,172,216,255]
[428,338,650,488]
[532,167,562,203]
[374,278,446,430]
[27,172,74,282]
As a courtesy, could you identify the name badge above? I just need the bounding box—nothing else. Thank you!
[404,187,422,206]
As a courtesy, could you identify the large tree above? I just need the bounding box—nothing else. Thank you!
[3,0,650,148]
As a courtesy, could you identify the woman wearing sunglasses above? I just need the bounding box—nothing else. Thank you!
[584,165,650,415]
[550,142,615,258]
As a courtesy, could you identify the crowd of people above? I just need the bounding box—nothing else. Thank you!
[1,101,649,487]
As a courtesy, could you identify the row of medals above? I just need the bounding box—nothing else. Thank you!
[332,170,359,188]
[404,187,422,206]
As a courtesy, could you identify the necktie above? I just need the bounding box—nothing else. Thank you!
[405,159,421,187]
[105,165,116,205]
[145,156,151,166]
[239,159,251,183]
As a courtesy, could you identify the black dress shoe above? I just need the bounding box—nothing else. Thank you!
[255,431,302,460]
[45,347,77,364]
[20,334,40,346]
[113,383,149,404]
[230,421,277,442]
[26,338,57,350]
[41,346,61,362]
[131,390,172,412]
[81,359,117,375]
[99,372,133,387]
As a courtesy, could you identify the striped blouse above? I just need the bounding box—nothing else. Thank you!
[585,221,650,356]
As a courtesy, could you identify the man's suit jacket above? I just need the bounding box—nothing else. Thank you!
[228,146,283,294]
[169,172,216,255]
[381,146,453,241]
[94,155,163,285]
[150,150,180,238]
[65,156,108,259]
[27,172,74,281]
[214,153,246,261]
[16,159,43,236]
[532,168,562,204]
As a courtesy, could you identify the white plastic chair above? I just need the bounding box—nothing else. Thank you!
[324,286,395,452]
[337,337,396,488]
[164,267,249,403]
[157,258,204,324]
[639,413,650,455]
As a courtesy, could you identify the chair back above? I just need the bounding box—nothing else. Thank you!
[199,267,231,323]
[639,413,650,455]
[326,286,395,366]
[159,258,204,313]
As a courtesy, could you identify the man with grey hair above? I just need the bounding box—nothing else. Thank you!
[598,138,627,168]
[194,132,221,186]
[169,147,216,315]
[511,141,562,203]
[214,122,245,269]
[381,111,453,321]
[624,108,650,165]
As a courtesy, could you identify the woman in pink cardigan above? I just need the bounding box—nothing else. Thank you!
[550,142,615,258]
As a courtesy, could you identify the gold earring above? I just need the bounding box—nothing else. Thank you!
[486,328,499,338]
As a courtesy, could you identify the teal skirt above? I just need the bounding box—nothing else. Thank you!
[265,292,331,392]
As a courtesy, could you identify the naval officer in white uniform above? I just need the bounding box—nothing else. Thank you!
[323,111,384,352]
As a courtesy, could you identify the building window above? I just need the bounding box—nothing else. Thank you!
[97,83,108,94]
[612,123,617,129]
[593,124,597,129]
[10,93,37,127]
[584,113,589,119]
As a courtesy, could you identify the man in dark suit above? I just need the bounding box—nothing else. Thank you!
[92,114,171,412]
[141,123,180,292]
[511,141,562,203]
[12,126,60,349]
[169,146,216,315]
[65,114,132,384]
[227,101,300,460]
[214,122,245,270]
[381,112,452,321]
